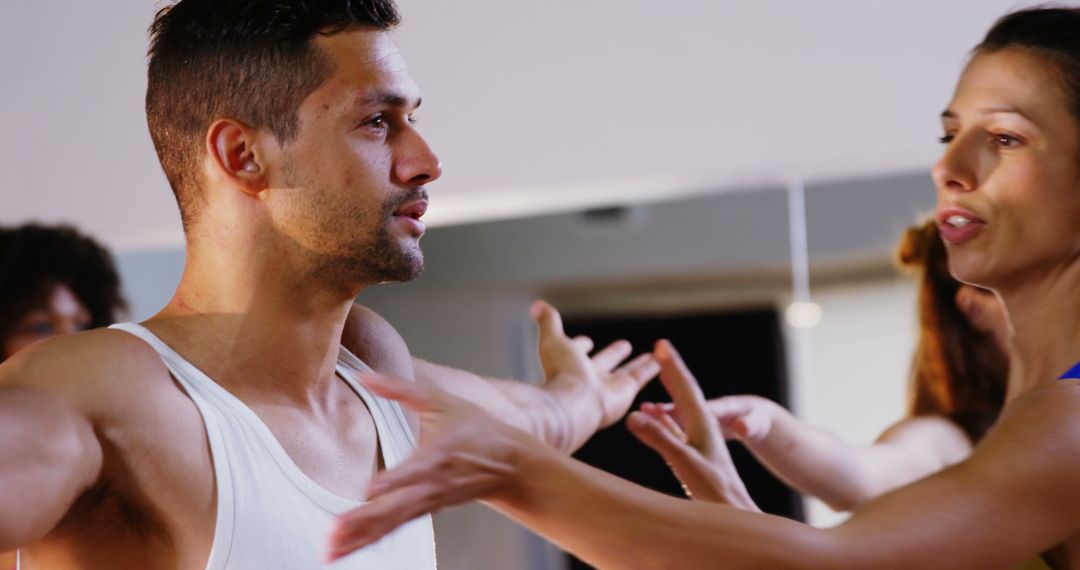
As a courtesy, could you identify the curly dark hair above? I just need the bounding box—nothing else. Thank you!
[896,219,1007,442]
[0,223,128,360]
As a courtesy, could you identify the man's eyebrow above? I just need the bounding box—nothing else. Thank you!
[356,90,421,109]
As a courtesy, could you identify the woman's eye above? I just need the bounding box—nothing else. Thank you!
[25,322,55,337]
[938,134,955,144]
[993,133,1022,148]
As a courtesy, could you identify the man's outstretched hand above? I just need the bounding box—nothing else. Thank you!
[531,300,660,450]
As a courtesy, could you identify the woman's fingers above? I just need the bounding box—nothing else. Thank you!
[358,373,441,412]
[627,412,724,502]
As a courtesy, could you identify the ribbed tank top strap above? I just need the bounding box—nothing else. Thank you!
[335,348,419,468]
[107,323,236,569]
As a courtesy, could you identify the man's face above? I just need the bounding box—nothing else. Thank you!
[265,29,441,285]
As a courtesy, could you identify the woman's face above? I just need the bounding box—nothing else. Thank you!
[2,284,91,359]
[932,48,1080,290]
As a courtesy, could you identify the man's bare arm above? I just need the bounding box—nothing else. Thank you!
[345,302,658,452]
[0,343,104,550]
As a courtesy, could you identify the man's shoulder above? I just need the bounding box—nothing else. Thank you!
[342,303,414,379]
[0,327,173,414]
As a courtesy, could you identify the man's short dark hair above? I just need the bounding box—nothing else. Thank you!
[145,0,401,231]
[0,223,128,359]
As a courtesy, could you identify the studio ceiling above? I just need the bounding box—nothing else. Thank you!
[0,0,1030,250]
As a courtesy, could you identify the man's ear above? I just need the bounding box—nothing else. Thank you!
[206,118,268,195]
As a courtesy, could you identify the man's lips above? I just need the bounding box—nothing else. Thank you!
[936,206,986,245]
[393,199,428,220]
[392,199,428,237]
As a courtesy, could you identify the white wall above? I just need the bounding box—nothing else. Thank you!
[785,279,916,527]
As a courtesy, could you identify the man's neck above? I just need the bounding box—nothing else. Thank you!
[147,248,367,408]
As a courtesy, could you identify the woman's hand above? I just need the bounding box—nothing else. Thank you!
[694,394,785,444]
[627,340,760,511]
[326,373,536,562]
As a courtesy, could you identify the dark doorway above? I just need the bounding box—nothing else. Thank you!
[562,307,802,569]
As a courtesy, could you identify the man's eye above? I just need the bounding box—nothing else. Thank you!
[363,115,388,130]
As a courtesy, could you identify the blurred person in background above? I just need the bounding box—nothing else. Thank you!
[1,223,128,361]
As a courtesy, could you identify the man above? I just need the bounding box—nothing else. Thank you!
[0,1,657,567]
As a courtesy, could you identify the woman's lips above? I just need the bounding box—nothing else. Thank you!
[936,207,986,245]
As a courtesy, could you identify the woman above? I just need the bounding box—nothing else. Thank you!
[329,8,1080,568]
[0,223,127,361]
[0,223,127,570]
[628,220,1010,512]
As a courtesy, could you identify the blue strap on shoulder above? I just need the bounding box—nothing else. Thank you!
[1060,360,1080,380]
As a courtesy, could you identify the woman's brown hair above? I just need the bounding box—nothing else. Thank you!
[896,219,1007,442]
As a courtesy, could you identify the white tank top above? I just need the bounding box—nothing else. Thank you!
[109,323,437,570]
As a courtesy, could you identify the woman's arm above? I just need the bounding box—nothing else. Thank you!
[328,372,1080,569]
[704,396,970,510]
[491,385,1070,570]
[639,380,970,510]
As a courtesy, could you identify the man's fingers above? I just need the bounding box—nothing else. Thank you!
[571,335,595,354]
[590,339,633,372]
[532,300,570,378]
[358,373,440,412]
[619,353,660,388]
[530,299,567,340]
